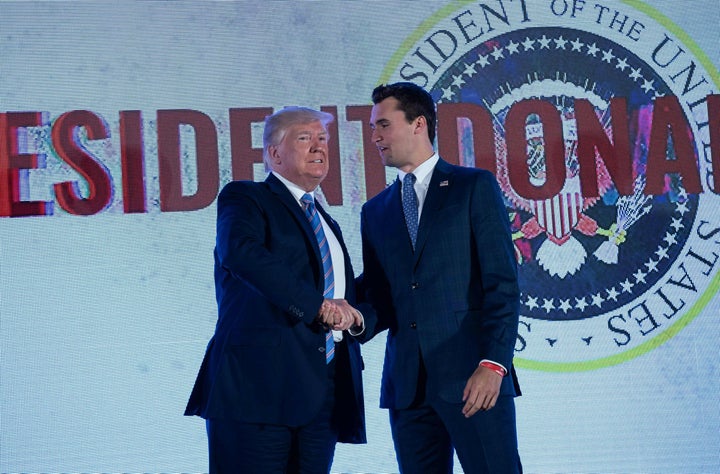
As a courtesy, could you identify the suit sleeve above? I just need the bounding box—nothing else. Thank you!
[215,183,324,325]
[470,171,520,370]
[356,205,394,342]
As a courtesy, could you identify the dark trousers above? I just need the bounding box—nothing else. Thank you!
[389,360,522,474]
[206,377,337,474]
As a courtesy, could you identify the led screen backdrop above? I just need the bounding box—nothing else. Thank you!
[1,1,719,472]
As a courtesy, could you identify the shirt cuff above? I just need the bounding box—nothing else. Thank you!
[347,312,365,336]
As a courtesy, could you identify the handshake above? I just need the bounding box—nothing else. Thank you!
[318,299,364,335]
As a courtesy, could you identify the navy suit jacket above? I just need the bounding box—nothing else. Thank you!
[359,158,520,410]
[185,173,366,444]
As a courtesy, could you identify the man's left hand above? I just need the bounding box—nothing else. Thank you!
[461,365,503,418]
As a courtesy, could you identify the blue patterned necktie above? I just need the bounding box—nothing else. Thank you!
[301,193,335,363]
[402,173,419,250]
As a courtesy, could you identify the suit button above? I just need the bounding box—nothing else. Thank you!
[319,347,326,353]
[410,282,419,289]
[410,322,417,329]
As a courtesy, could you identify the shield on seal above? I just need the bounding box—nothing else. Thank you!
[531,184,583,245]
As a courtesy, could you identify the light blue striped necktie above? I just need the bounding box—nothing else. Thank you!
[301,193,335,363]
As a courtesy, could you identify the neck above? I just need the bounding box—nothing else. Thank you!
[399,149,435,174]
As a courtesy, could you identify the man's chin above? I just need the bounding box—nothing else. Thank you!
[311,174,328,186]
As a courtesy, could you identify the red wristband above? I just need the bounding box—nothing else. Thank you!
[480,361,505,377]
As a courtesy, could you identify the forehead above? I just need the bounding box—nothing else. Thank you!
[285,120,327,135]
[370,97,403,122]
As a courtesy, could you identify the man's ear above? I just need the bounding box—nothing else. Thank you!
[269,145,281,164]
[413,115,427,136]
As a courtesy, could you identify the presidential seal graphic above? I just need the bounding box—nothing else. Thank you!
[380,0,720,370]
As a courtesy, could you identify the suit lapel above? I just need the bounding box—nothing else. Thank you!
[266,173,353,291]
[414,159,453,261]
[265,173,322,264]
[383,179,416,260]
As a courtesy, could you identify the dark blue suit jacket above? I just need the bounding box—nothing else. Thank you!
[359,158,520,410]
[185,173,366,444]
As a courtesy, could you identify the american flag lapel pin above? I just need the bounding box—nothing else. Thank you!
[439,180,449,187]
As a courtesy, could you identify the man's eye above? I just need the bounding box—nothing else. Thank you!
[297,135,310,141]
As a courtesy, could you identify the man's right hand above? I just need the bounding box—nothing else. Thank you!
[318,299,362,331]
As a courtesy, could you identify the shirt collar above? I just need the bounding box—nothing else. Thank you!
[397,153,440,186]
[271,171,315,205]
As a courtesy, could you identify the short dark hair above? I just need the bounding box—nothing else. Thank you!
[371,82,436,143]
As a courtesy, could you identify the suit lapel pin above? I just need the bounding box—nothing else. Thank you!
[439,180,449,187]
